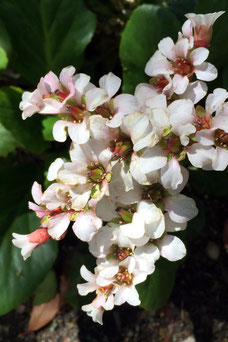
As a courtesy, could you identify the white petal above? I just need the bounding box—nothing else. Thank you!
[48,213,70,240]
[206,88,228,113]
[31,181,42,205]
[194,62,218,81]
[85,88,109,111]
[68,121,90,144]
[80,265,96,282]
[165,194,198,223]
[190,47,209,65]
[179,81,207,104]
[120,212,145,239]
[195,129,214,146]
[213,147,228,171]
[158,37,176,60]
[47,158,64,181]
[161,158,183,190]
[145,51,173,76]
[99,72,121,98]
[172,74,189,95]
[53,120,68,142]
[139,146,167,173]
[72,211,102,242]
[165,213,187,232]
[187,143,215,170]
[158,235,186,261]
[175,38,189,58]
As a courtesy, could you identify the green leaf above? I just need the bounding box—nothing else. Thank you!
[119,4,180,93]
[0,19,11,55]
[0,87,48,153]
[33,269,57,305]
[0,156,43,238]
[0,46,8,70]
[0,0,96,84]
[66,250,95,310]
[42,116,58,141]
[0,123,19,156]
[0,213,58,315]
[137,258,179,311]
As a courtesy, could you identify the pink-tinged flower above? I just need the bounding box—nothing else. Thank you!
[185,12,225,48]
[91,72,138,128]
[20,66,76,120]
[187,88,228,170]
[145,37,217,95]
[12,229,51,260]
[52,73,109,144]
[28,181,101,241]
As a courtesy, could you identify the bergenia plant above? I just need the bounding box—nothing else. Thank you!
[12,11,228,325]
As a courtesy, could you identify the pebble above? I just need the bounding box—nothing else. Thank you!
[205,241,220,260]
[181,337,196,342]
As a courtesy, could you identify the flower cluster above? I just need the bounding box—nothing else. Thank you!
[12,12,228,324]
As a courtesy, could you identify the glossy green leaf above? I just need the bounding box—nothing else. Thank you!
[33,269,57,305]
[0,19,11,55]
[0,123,18,156]
[0,46,8,70]
[42,116,58,141]
[119,4,180,93]
[0,157,44,238]
[0,87,48,153]
[0,213,58,315]
[137,258,179,311]
[0,0,96,84]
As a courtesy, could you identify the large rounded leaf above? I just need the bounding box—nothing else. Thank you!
[119,4,180,93]
[137,258,180,311]
[0,213,58,315]
[0,0,96,84]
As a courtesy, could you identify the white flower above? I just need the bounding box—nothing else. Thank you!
[145,37,217,95]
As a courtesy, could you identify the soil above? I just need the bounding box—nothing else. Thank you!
[0,195,227,342]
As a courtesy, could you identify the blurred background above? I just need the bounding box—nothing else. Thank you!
[0,0,227,341]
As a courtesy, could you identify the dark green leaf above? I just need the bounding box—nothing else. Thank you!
[0,213,58,315]
[137,258,179,311]
[42,116,58,141]
[0,19,11,56]
[33,269,57,305]
[0,123,18,156]
[0,0,96,84]
[0,46,8,70]
[66,250,95,310]
[0,87,48,153]
[0,156,43,238]
[119,4,180,93]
